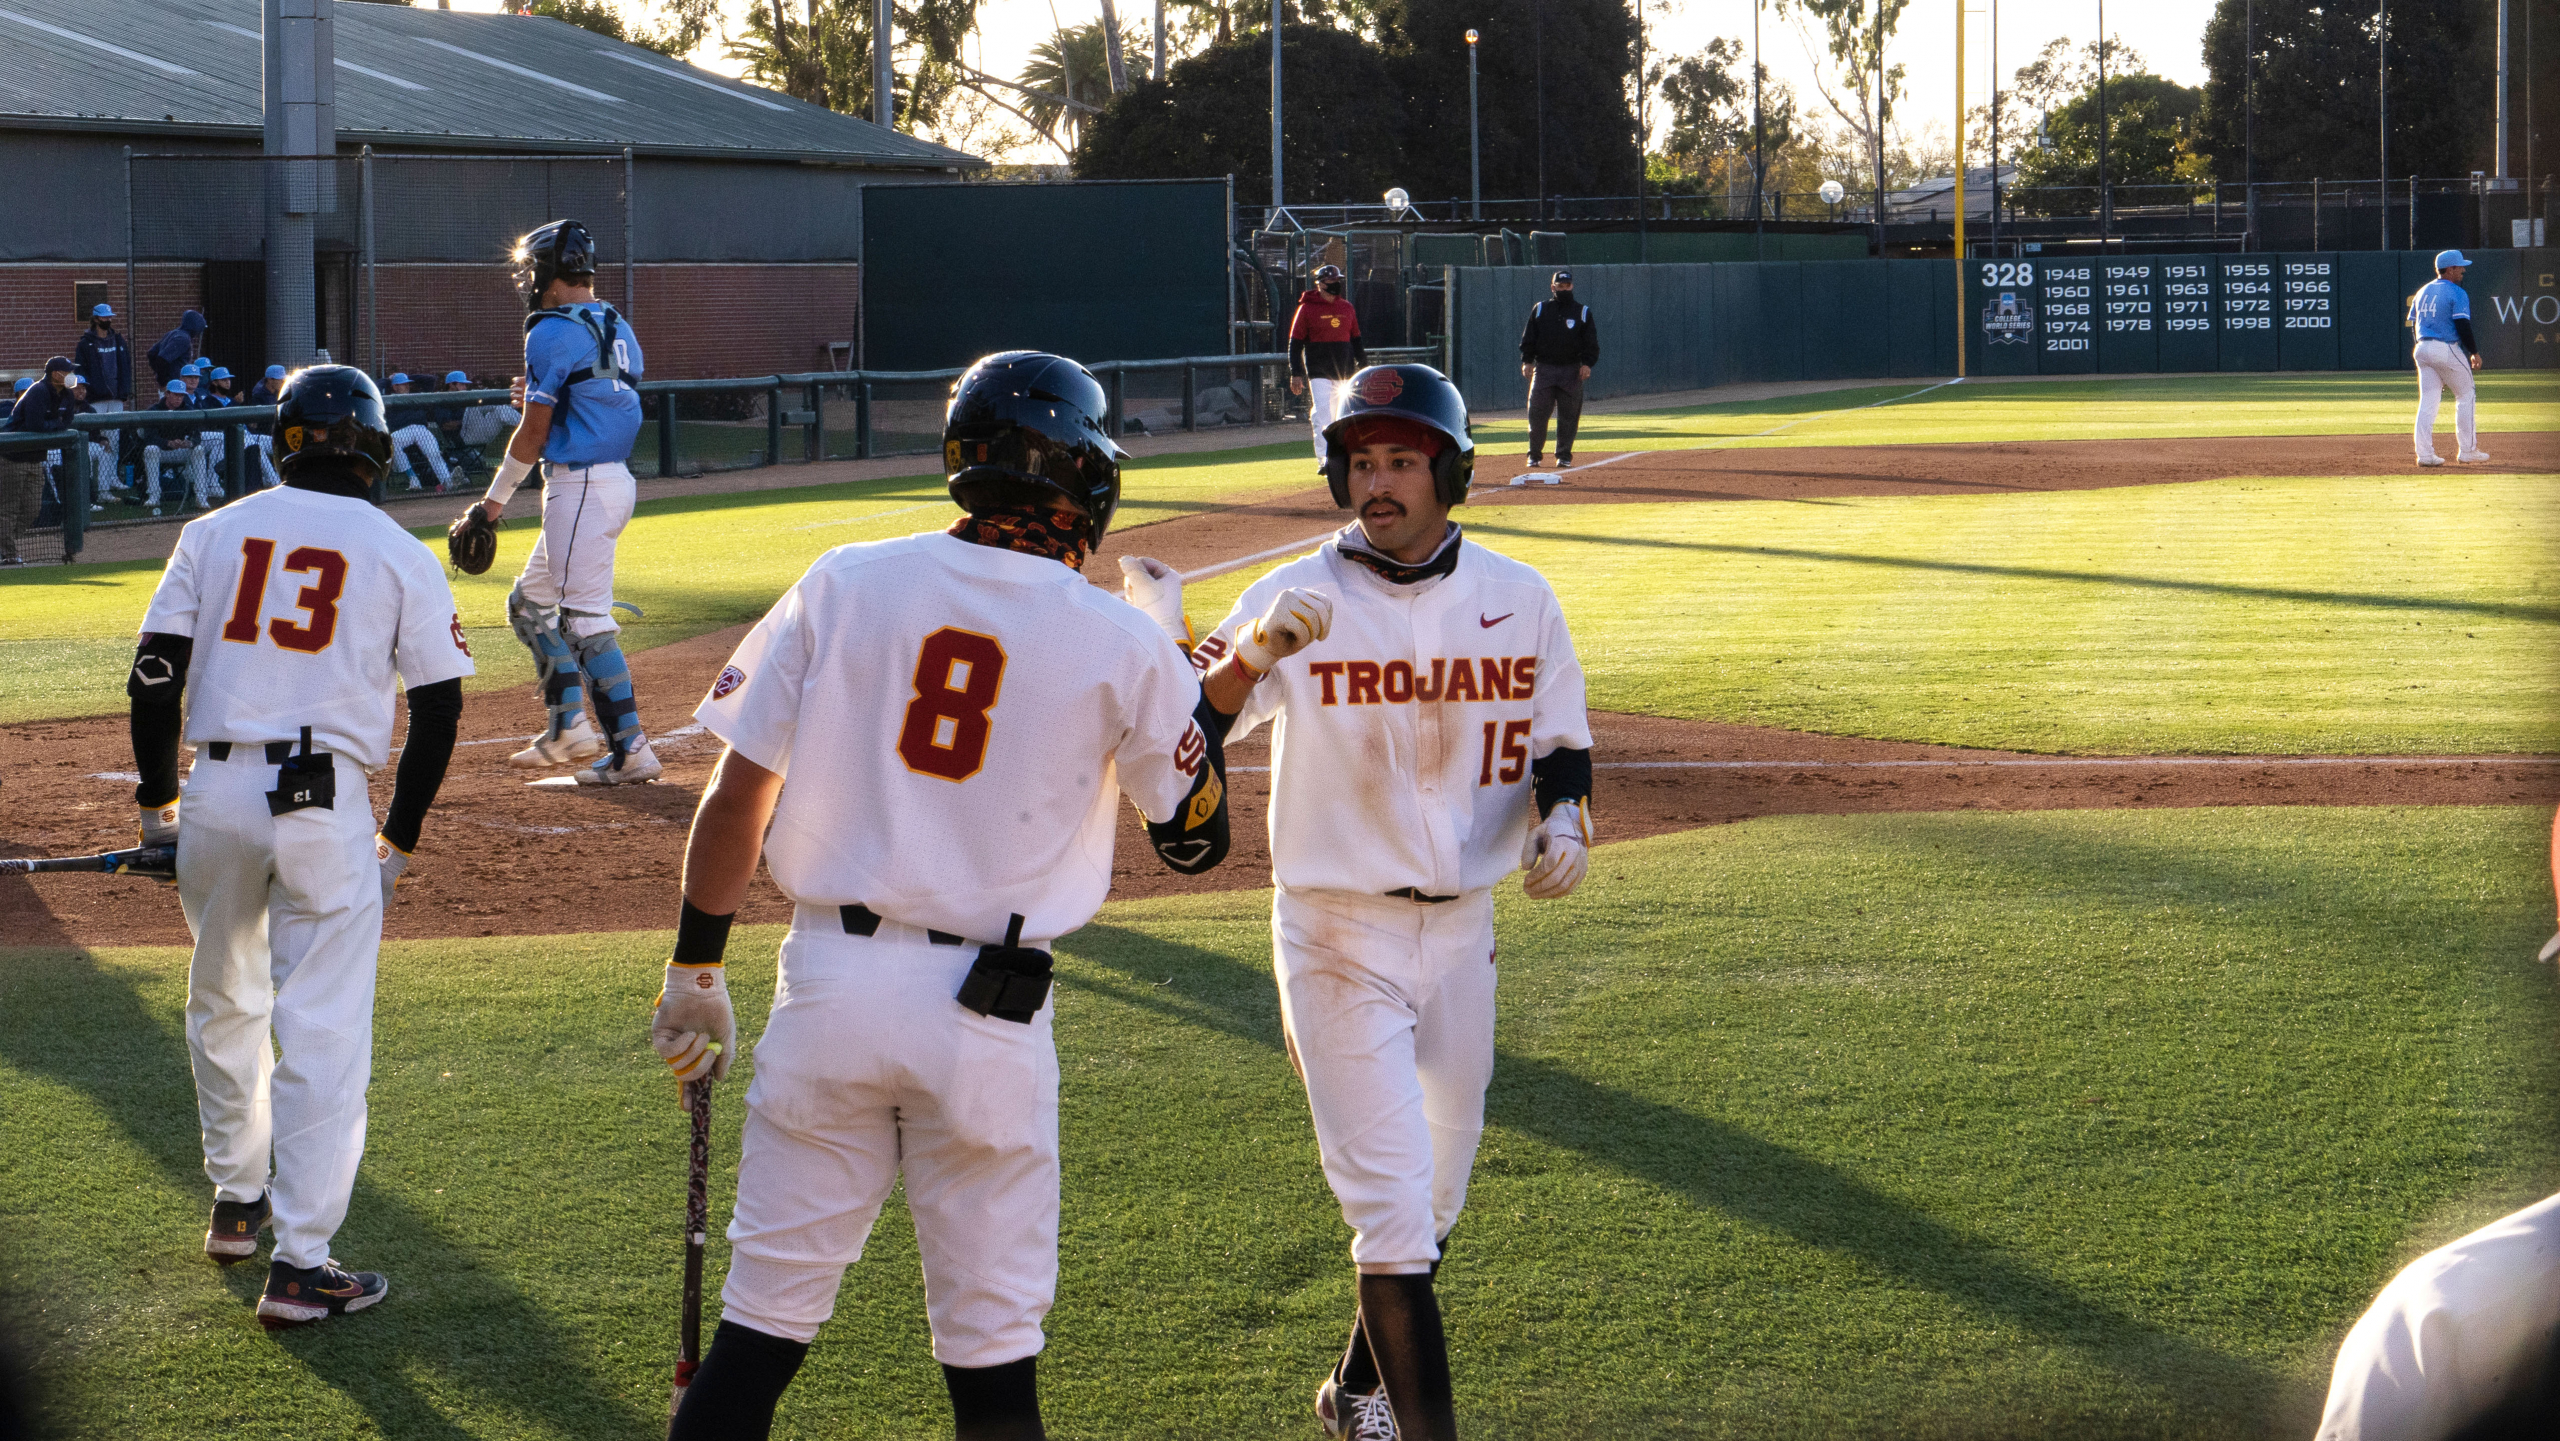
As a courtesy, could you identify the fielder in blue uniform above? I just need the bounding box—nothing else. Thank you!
[472,219,659,785]
[2407,250,2488,468]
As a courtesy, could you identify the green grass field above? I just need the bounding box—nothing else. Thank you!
[5,807,2553,1438]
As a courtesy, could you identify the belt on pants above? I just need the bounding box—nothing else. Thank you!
[841,903,967,947]
[1383,887,1459,905]
[205,740,314,763]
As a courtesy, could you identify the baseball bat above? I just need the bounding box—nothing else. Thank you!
[669,1068,714,1428]
[0,844,175,880]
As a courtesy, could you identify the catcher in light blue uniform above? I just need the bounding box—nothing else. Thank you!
[472,219,659,785]
[2407,250,2488,468]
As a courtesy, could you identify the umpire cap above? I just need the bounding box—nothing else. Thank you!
[512,219,599,311]
[274,366,394,482]
[1321,363,1475,509]
[943,351,1127,548]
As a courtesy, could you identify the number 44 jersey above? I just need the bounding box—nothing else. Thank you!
[696,533,1212,947]
[139,485,477,766]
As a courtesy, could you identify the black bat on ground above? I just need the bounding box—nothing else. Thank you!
[0,844,175,880]
[669,1071,715,1429]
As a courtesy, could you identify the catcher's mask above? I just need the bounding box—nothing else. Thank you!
[512,219,599,312]
[943,351,1128,549]
[1322,364,1474,508]
[274,366,394,483]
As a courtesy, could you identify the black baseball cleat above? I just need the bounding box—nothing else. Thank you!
[205,1191,272,1265]
[1555,454,1574,467]
[1316,1372,1399,1439]
[256,1258,388,1330]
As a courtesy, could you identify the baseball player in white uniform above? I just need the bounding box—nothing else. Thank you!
[2408,250,2491,468]
[127,366,472,1327]
[650,352,1234,1440]
[1132,364,1593,1440]
[473,219,658,785]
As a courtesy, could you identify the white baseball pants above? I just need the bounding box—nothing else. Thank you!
[721,907,1060,1367]
[143,444,208,508]
[1272,886,1498,1271]
[2412,340,2477,461]
[177,747,382,1271]
[392,425,450,488]
[513,462,635,637]
[1308,376,1345,467]
[2316,1189,2560,1439]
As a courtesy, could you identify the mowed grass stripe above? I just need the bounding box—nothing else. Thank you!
[1174,470,2560,757]
[4,806,2554,1437]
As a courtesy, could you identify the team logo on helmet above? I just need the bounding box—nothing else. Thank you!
[282,425,305,453]
[1353,369,1405,406]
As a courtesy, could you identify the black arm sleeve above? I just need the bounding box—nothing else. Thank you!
[380,678,462,854]
[2453,316,2478,356]
[1351,334,1369,367]
[1289,336,1309,379]
[1579,307,1600,366]
[1519,305,1540,362]
[127,632,191,807]
[1531,745,1593,817]
[1144,694,1233,875]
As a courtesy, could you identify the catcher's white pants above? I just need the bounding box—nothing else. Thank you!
[177,747,381,1272]
[144,444,211,507]
[2317,1189,2560,1439]
[721,907,1060,1367]
[513,461,634,637]
[391,425,450,487]
[1273,886,1497,1271]
[2412,340,2477,461]
[1307,376,1346,467]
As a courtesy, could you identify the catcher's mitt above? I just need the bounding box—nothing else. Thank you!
[447,506,498,575]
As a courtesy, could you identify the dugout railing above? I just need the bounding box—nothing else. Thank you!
[10,346,1437,563]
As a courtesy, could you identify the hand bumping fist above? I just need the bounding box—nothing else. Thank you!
[1236,588,1333,675]
[1118,555,1189,644]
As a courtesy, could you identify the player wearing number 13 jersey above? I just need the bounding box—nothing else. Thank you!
[128,366,473,1328]
[657,352,1231,1441]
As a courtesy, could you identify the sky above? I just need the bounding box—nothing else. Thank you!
[416,0,2224,168]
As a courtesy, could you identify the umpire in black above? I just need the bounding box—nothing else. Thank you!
[1518,270,1598,468]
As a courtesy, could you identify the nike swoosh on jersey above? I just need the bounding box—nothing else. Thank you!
[1479,612,1514,628]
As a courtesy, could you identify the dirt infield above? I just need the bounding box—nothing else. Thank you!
[7,429,2552,951]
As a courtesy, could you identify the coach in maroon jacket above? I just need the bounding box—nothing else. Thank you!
[1287,263,1367,472]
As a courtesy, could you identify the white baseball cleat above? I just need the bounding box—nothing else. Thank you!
[575,740,662,786]
[508,716,602,768]
[2416,455,2447,467]
[2456,449,2491,463]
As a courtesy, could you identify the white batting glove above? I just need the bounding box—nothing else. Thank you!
[1520,800,1592,900]
[652,963,735,1084]
[137,798,180,848]
[1236,587,1334,675]
[375,835,410,911]
[1118,555,1190,644]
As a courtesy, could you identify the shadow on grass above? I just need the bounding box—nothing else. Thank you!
[1463,521,2560,626]
[0,947,652,1441]
[1061,918,2279,1421]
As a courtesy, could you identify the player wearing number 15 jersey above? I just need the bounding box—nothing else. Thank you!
[656,352,1231,1441]
[127,366,474,1328]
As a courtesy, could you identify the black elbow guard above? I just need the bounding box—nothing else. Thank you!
[1531,745,1592,817]
[1146,704,1232,875]
[128,632,191,706]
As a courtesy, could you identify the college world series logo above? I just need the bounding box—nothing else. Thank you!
[1982,292,2035,345]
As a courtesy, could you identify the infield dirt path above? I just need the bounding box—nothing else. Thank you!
[8,430,2554,949]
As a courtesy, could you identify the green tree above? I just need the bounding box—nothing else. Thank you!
[1780,0,1907,203]
[2196,0,2496,182]
[2011,71,2207,196]
[1073,26,1408,204]
[509,0,714,58]
[1647,39,1802,206]
[1017,24,1111,152]
[725,0,978,126]
[1385,0,1640,203]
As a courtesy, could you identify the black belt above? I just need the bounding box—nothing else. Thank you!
[841,904,964,946]
[206,741,304,763]
[1384,888,1459,905]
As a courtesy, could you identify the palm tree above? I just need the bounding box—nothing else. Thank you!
[1018,23,1108,151]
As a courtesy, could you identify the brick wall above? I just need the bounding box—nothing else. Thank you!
[3,262,857,386]
[0,264,202,388]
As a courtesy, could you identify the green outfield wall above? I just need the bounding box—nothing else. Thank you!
[1450,250,2559,410]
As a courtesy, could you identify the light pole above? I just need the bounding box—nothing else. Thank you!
[1270,0,1283,215]
[1466,30,1482,220]
[1752,0,1765,258]
[2096,0,2110,248]
[2378,0,2388,250]
[1871,0,1886,257]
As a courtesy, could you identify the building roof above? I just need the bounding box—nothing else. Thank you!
[0,0,979,170]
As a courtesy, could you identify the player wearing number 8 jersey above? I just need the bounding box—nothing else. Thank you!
[1166,364,1593,1440]
[128,366,474,1327]
[657,352,1231,1440]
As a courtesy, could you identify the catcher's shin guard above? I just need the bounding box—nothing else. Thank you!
[568,618,641,757]
[509,583,586,740]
